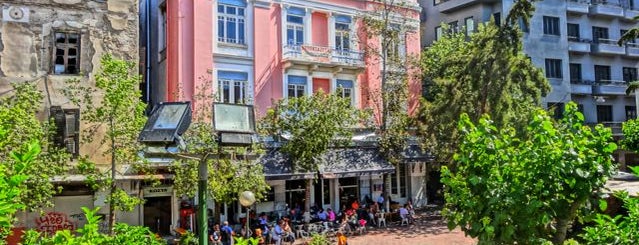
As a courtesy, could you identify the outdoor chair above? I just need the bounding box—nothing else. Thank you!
[377,212,386,227]
[400,215,409,226]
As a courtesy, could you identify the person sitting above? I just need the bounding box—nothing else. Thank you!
[209,223,223,245]
[272,220,283,245]
[327,208,336,223]
[338,215,352,235]
[351,200,360,211]
[317,208,328,221]
[282,218,295,243]
[254,228,265,245]
[399,204,411,224]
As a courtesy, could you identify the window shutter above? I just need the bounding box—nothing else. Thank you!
[50,106,66,147]
[65,109,80,155]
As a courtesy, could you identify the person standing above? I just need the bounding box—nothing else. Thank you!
[377,195,384,210]
[221,221,235,245]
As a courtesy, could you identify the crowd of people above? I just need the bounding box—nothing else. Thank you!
[207,196,416,245]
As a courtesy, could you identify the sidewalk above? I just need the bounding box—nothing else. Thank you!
[293,207,476,245]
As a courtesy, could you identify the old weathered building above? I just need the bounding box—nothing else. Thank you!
[0,0,140,238]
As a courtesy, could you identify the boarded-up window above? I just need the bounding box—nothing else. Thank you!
[50,106,80,157]
[53,32,80,74]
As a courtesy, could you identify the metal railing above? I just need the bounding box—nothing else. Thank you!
[568,36,592,43]
[587,122,624,135]
[593,38,620,45]
[596,79,627,85]
[282,44,364,65]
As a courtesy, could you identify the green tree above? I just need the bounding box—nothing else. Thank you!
[0,82,71,211]
[416,0,549,164]
[170,83,269,223]
[442,103,617,244]
[0,128,40,240]
[64,54,147,234]
[360,0,418,210]
[260,91,367,212]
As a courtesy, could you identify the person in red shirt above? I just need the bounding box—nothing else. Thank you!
[351,200,359,210]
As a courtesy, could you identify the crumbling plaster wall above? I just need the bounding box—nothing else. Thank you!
[0,0,139,165]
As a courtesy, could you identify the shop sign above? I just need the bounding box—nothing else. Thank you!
[143,186,173,197]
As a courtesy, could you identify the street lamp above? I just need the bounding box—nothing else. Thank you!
[140,102,256,245]
[239,191,256,238]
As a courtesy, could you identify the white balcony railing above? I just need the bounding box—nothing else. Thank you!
[282,44,365,66]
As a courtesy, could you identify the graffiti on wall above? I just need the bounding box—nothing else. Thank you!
[35,212,76,234]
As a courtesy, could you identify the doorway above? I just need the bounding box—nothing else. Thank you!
[144,196,172,236]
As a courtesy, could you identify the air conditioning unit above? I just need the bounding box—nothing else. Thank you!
[2,5,29,23]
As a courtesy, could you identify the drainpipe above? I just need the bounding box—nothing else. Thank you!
[145,0,152,105]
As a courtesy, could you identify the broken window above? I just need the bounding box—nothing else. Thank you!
[53,32,80,74]
[50,106,80,157]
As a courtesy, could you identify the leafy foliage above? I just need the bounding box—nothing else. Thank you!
[260,91,367,173]
[64,54,147,233]
[416,1,550,164]
[21,207,166,245]
[621,118,639,153]
[308,233,331,245]
[260,91,367,211]
[0,83,71,211]
[0,129,39,240]
[442,103,617,244]
[171,82,269,207]
[580,191,639,244]
[233,236,260,245]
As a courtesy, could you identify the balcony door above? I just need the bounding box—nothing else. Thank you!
[597,105,613,123]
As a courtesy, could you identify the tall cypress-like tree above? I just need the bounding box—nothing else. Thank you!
[417,0,550,164]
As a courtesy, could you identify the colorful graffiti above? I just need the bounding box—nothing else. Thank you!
[35,212,76,234]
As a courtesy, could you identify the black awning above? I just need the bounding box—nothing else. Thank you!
[402,144,435,162]
[319,148,394,179]
[259,147,395,180]
[259,149,316,180]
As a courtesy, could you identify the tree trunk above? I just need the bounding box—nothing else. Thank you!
[383,174,390,212]
[108,119,116,235]
[635,88,639,111]
[305,179,312,213]
[215,202,223,224]
[552,200,582,244]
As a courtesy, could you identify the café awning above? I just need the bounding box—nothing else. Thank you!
[259,147,395,180]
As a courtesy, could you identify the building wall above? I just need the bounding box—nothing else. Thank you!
[0,0,139,165]
[523,0,571,103]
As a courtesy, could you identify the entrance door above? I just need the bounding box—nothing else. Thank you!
[339,178,359,208]
[144,196,172,236]
[313,179,331,209]
[285,180,307,213]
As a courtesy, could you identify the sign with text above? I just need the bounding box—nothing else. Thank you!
[143,186,173,197]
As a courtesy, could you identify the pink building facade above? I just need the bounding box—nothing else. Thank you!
[144,0,426,228]
[163,0,422,118]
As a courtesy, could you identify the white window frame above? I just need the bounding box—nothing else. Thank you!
[335,22,350,51]
[217,4,246,45]
[218,79,249,104]
[287,84,306,98]
[158,2,167,51]
[286,23,304,45]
